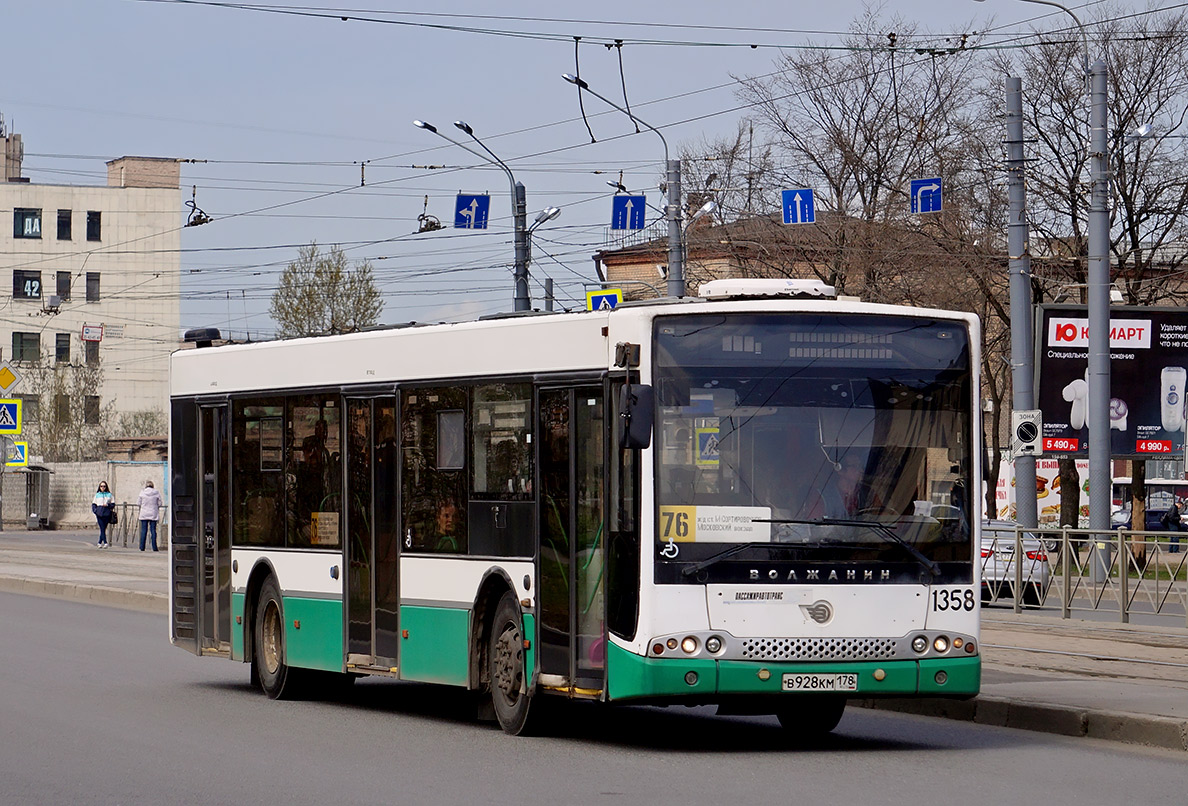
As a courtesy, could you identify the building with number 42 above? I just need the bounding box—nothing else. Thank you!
[0,121,180,460]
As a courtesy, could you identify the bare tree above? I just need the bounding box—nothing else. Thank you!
[270,243,384,338]
[993,9,1188,525]
[733,11,985,300]
[20,360,110,462]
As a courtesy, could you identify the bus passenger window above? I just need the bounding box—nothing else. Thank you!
[232,400,284,547]
[402,387,468,553]
[287,397,341,548]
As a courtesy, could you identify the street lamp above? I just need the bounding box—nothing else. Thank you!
[413,118,532,312]
[683,200,716,269]
[562,73,687,298]
[976,0,1111,542]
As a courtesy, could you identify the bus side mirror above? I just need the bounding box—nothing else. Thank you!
[618,384,654,450]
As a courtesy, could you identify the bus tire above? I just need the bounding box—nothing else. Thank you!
[255,576,300,700]
[776,696,846,735]
[489,590,534,735]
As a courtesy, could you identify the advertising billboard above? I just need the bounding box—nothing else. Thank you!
[1036,304,1188,458]
[993,456,1089,526]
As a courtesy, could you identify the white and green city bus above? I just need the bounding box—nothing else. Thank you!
[168,279,981,735]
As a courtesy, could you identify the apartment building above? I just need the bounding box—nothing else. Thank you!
[0,123,180,460]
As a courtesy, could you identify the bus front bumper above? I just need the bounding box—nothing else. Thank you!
[606,641,980,702]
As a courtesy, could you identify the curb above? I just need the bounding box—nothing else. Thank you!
[855,696,1188,753]
[0,577,166,614]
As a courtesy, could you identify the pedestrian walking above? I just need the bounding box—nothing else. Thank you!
[91,481,115,548]
[137,480,163,552]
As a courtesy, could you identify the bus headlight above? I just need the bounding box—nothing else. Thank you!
[681,636,699,654]
[933,636,950,653]
[705,636,723,653]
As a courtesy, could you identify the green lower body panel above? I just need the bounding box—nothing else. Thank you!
[231,592,246,661]
[282,596,344,673]
[400,605,471,687]
[918,656,981,696]
[523,612,536,689]
[607,642,981,701]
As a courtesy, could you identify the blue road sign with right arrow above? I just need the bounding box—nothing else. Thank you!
[781,189,815,225]
[910,177,943,214]
[611,195,646,230]
[454,194,491,229]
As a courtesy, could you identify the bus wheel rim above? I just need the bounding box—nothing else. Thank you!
[262,601,282,675]
[493,622,522,701]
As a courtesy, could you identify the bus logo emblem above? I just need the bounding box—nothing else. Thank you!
[800,601,833,624]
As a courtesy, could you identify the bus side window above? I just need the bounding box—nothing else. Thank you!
[401,387,468,553]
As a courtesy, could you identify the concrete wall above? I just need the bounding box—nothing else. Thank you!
[2,460,167,530]
[106,156,180,189]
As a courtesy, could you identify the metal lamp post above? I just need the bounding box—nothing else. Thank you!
[413,119,532,312]
[976,0,1111,542]
[561,73,686,298]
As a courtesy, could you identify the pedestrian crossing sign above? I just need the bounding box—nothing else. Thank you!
[5,441,27,467]
[586,289,623,311]
[695,426,720,467]
[0,399,21,435]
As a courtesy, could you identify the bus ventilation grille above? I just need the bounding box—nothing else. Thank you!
[740,637,897,662]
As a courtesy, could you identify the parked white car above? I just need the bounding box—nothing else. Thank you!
[980,520,1051,606]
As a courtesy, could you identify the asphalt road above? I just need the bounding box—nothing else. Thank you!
[3,592,1186,805]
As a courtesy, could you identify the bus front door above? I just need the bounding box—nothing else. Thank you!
[538,386,607,694]
[198,404,231,654]
[345,397,400,668]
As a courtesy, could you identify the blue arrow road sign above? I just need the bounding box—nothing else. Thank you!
[910,177,943,214]
[611,195,646,230]
[454,194,491,229]
[781,189,815,225]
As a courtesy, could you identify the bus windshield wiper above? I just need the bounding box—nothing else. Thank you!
[822,517,940,577]
[680,542,767,577]
[757,517,941,578]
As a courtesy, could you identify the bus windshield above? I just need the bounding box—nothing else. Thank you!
[653,313,973,582]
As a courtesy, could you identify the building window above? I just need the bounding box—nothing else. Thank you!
[86,272,100,302]
[55,395,70,424]
[86,211,101,241]
[13,270,42,300]
[84,396,101,425]
[57,271,71,301]
[55,333,70,364]
[18,395,38,424]
[12,332,39,363]
[85,340,99,367]
[13,208,41,239]
[57,210,72,241]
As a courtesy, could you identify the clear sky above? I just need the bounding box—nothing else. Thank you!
[1,0,1141,337]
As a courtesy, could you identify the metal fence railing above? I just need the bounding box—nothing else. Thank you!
[107,502,170,550]
[981,526,1188,626]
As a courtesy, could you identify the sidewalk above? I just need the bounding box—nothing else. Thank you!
[2,530,1186,752]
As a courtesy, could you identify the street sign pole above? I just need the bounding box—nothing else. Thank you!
[1007,77,1038,529]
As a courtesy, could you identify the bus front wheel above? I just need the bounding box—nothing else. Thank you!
[489,591,534,735]
[776,696,846,735]
[255,576,299,700]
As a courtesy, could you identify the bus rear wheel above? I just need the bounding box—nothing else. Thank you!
[255,576,300,700]
[489,591,535,735]
[776,696,846,735]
